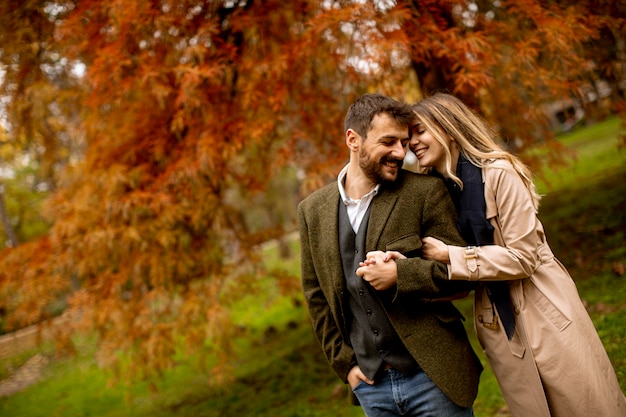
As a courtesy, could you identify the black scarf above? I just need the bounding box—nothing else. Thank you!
[443,154,516,340]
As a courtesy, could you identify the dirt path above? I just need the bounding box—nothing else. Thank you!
[0,353,49,397]
[0,317,67,397]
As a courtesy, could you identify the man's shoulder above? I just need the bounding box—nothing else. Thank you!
[298,182,338,210]
[394,169,445,191]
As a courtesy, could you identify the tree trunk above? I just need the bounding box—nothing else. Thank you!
[0,184,19,247]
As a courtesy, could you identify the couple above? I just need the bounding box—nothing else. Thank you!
[297,93,625,416]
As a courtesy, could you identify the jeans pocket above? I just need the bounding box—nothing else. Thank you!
[351,380,367,392]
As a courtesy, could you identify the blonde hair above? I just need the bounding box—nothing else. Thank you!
[412,93,541,211]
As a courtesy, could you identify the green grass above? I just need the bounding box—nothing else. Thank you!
[535,116,625,194]
[1,117,625,417]
[536,118,626,277]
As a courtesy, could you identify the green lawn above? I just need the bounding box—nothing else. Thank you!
[1,117,625,417]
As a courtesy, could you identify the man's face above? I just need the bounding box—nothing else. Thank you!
[358,113,410,184]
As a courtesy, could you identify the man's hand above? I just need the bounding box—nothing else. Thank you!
[356,250,398,291]
[347,366,374,389]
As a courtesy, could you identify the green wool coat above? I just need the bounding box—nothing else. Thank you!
[298,170,482,408]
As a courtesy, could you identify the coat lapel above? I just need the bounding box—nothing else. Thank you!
[366,186,398,252]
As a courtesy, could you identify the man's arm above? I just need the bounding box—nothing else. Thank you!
[358,177,475,300]
[397,178,475,297]
[298,201,356,383]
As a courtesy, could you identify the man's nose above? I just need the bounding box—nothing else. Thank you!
[392,141,407,158]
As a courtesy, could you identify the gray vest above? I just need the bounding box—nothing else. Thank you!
[338,200,419,380]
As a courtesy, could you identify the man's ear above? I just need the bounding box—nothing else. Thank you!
[346,129,360,152]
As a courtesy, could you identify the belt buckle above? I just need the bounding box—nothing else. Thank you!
[464,246,478,259]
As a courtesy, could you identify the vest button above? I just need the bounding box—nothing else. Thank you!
[366,309,372,316]
[358,290,364,296]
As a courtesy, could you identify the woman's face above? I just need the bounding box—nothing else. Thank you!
[409,120,450,172]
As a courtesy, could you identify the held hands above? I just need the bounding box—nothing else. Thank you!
[358,240,463,303]
[355,250,405,291]
[362,250,406,264]
[355,237,450,290]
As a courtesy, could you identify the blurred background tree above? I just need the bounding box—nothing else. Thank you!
[0,0,624,386]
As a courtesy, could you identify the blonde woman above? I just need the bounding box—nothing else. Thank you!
[358,93,625,416]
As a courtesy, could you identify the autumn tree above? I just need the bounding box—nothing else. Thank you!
[0,0,623,386]
[400,0,626,167]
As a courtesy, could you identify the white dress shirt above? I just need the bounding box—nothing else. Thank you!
[337,164,379,233]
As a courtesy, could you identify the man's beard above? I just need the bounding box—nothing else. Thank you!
[359,149,403,184]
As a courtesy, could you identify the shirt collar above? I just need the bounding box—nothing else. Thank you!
[337,163,379,204]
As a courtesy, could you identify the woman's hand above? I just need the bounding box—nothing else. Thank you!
[359,250,406,267]
[381,250,406,262]
[421,237,450,264]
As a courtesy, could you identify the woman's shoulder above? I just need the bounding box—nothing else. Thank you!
[484,158,514,170]
[483,158,519,179]
[482,158,528,192]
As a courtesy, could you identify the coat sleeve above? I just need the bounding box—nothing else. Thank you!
[447,163,540,281]
[394,177,476,299]
[297,201,356,382]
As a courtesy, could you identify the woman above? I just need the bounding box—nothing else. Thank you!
[363,93,626,416]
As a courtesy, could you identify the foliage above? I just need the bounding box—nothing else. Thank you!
[0,165,51,247]
[0,0,625,387]
[1,120,624,416]
[0,1,86,186]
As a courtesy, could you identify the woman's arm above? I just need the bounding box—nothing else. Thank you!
[445,163,541,281]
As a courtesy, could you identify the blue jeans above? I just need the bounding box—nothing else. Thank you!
[351,368,474,417]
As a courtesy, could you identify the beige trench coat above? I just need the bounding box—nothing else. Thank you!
[447,159,626,417]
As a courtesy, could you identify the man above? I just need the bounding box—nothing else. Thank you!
[297,94,481,416]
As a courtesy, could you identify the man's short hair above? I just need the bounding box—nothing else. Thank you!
[344,93,414,138]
